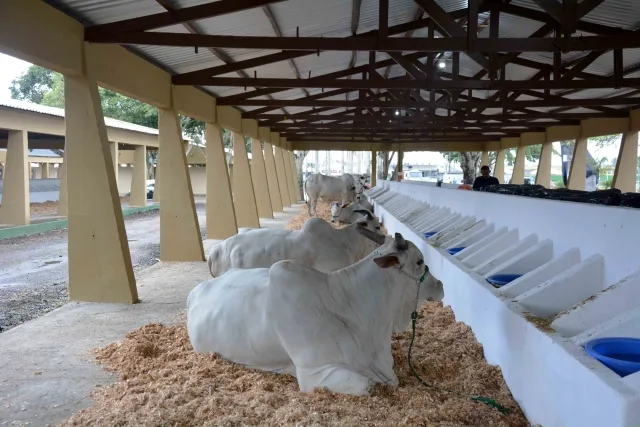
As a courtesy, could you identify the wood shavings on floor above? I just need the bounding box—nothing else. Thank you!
[59,303,528,427]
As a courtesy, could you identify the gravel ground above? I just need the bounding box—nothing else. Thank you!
[0,202,206,333]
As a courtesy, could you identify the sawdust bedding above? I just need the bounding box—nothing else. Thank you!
[59,202,528,427]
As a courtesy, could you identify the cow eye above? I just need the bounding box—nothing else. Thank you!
[375,226,381,230]
[417,259,424,265]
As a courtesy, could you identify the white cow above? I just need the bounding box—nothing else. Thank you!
[187,232,444,396]
[207,217,385,277]
[304,173,357,217]
[330,201,375,224]
[355,194,374,213]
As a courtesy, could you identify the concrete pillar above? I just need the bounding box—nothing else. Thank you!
[480,151,489,168]
[567,138,587,190]
[511,146,526,184]
[231,131,260,228]
[494,149,506,183]
[283,150,296,204]
[315,150,320,172]
[57,155,68,217]
[110,142,119,185]
[129,145,147,207]
[41,163,50,179]
[158,107,204,261]
[341,151,345,173]
[64,67,137,303]
[205,123,237,239]
[326,151,331,174]
[612,131,638,193]
[535,142,553,188]
[250,137,273,219]
[274,145,291,207]
[349,151,354,173]
[371,150,377,186]
[263,141,283,212]
[0,130,29,225]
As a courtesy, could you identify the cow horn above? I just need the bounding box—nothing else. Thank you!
[394,233,409,251]
[355,226,386,245]
[353,209,374,220]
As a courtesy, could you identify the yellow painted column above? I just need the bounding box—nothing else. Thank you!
[289,151,301,202]
[612,131,639,192]
[511,146,526,184]
[129,145,147,207]
[283,150,296,204]
[535,142,553,188]
[205,123,237,239]
[231,131,260,228]
[494,149,506,184]
[371,150,377,186]
[0,130,29,225]
[250,138,273,218]
[481,151,489,167]
[274,145,291,207]
[64,65,137,303]
[263,142,283,212]
[41,163,50,179]
[110,141,119,186]
[57,155,68,217]
[158,107,204,261]
[567,138,587,190]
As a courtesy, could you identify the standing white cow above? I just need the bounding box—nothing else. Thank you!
[304,173,357,217]
[207,217,385,277]
[187,232,444,396]
[355,194,374,213]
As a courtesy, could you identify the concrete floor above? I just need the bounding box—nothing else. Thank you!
[0,202,304,426]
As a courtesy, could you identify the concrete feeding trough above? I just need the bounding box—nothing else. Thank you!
[486,274,523,288]
[585,337,640,377]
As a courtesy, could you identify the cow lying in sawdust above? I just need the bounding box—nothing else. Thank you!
[187,233,444,396]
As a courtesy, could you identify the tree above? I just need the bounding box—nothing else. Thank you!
[378,151,395,180]
[294,150,309,198]
[459,152,482,184]
[9,65,55,104]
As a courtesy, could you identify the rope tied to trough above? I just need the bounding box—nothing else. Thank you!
[407,266,511,415]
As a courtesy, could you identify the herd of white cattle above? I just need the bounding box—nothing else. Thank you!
[187,173,444,396]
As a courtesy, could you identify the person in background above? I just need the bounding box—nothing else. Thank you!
[472,165,500,191]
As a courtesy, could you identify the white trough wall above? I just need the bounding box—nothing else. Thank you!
[370,180,640,427]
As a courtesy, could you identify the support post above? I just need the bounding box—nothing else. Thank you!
[511,146,526,184]
[481,151,489,167]
[57,155,68,217]
[0,130,29,225]
[274,145,291,207]
[567,138,587,190]
[110,141,119,186]
[536,142,553,188]
[395,148,404,181]
[371,150,377,186]
[612,131,638,193]
[205,123,238,239]
[263,141,283,212]
[41,163,50,179]
[250,137,274,219]
[64,63,137,303]
[231,131,260,228]
[129,145,147,207]
[494,149,506,183]
[158,106,204,261]
[152,156,160,203]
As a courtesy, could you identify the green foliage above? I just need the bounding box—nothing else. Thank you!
[9,65,55,104]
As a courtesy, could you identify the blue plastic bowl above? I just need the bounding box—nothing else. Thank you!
[447,247,466,255]
[585,337,640,377]
[423,231,437,238]
[486,274,523,288]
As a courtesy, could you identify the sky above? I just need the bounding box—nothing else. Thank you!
[0,52,621,168]
[0,53,32,100]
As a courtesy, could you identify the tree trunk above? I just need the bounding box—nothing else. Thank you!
[378,151,395,180]
[459,152,481,184]
[294,150,309,199]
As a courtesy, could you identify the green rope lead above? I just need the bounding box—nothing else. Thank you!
[407,310,511,415]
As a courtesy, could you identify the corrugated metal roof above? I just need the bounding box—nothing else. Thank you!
[44,0,166,25]
[0,98,159,135]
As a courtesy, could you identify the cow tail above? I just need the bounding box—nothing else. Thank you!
[304,178,308,204]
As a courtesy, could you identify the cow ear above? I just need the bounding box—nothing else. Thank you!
[342,203,349,208]
[374,254,400,268]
